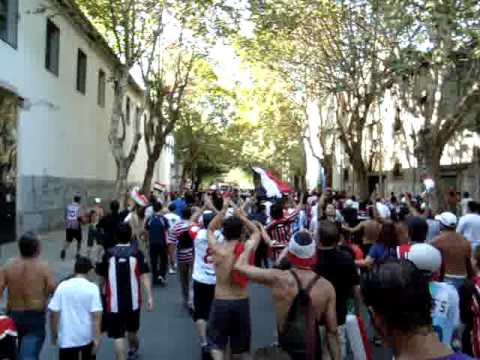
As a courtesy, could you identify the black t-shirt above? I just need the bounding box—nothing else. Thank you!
[314,247,360,325]
[97,213,122,250]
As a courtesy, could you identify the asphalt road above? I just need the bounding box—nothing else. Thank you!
[0,232,392,359]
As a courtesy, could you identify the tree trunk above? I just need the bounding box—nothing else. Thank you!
[415,126,445,213]
[474,147,480,200]
[115,163,129,207]
[141,156,157,195]
[353,166,370,201]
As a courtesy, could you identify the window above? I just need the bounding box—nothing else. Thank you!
[45,19,60,75]
[125,96,131,124]
[0,0,18,48]
[97,70,106,107]
[76,49,87,94]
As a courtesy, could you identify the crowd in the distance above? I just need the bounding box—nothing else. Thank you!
[1,185,480,360]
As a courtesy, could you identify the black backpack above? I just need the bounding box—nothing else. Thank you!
[279,270,322,360]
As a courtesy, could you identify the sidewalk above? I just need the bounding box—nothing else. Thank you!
[0,230,79,289]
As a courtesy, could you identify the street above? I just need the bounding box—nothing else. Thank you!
[0,232,391,359]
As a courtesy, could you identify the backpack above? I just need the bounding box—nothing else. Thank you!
[279,270,322,360]
[147,214,168,244]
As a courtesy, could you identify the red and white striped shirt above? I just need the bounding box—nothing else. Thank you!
[173,221,194,264]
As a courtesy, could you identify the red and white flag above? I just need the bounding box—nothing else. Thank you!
[252,167,293,199]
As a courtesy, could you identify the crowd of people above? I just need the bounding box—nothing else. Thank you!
[1,185,480,360]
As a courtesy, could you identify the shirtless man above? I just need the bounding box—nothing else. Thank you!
[344,207,382,255]
[234,230,340,360]
[207,201,259,360]
[432,212,473,290]
[0,232,56,359]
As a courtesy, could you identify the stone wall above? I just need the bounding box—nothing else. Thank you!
[17,175,120,235]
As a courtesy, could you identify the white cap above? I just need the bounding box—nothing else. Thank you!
[94,197,101,204]
[435,212,457,228]
[408,243,442,273]
[376,202,391,219]
[345,199,353,208]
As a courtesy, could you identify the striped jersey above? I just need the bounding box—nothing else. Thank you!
[173,221,193,264]
[164,212,181,243]
[266,208,300,245]
[97,244,150,313]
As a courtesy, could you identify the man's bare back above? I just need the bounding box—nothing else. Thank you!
[1,257,56,311]
[362,220,382,245]
[213,240,249,300]
[271,269,336,333]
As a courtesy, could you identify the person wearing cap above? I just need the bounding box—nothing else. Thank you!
[49,256,102,359]
[234,230,340,360]
[408,244,461,348]
[432,212,473,290]
[362,259,473,360]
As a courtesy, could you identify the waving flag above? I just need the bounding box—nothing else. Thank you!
[252,167,293,199]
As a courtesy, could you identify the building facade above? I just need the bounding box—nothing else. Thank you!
[0,0,174,239]
[305,92,480,197]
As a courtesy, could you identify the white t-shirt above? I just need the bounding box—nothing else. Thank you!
[165,212,181,229]
[48,277,103,349]
[457,213,480,250]
[192,227,221,285]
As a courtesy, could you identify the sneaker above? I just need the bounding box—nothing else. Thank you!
[201,345,213,360]
[157,276,166,286]
[127,348,139,360]
[60,250,66,260]
[168,268,176,275]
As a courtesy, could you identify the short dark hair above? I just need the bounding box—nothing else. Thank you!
[468,201,478,214]
[407,216,428,243]
[464,192,470,198]
[270,202,284,220]
[153,200,163,212]
[168,203,176,212]
[74,256,93,274]
[212,196,224,212]
[361,260,432,334]
[110,200,120,214]
[222,216,243,241]
[74,195,81,203]
[18,232,40,258]
[181,206,192,220]
[116,223,132,244]
[317,220,339,247]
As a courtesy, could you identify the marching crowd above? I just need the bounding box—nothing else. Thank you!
[1,186,480,360]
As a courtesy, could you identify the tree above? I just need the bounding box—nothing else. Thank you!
[245,0,407,199]
[390,0,480,210]
[77,0,164,198]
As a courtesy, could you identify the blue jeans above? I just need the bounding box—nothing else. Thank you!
[9,311,46,360]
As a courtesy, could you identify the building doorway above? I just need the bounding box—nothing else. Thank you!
[0,87,17,244]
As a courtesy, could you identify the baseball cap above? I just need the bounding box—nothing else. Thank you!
[345,199,354,208]
[435,212,457,228]
[287,231,316,267]
[408,243,442,274]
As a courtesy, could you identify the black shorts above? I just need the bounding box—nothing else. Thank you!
[59,342,95,360]
[105,310,140,339]
[193,281,215,321]
[207,298,251,354]
[66,228,82,243]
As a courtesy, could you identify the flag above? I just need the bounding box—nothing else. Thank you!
[252,167,293,199]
